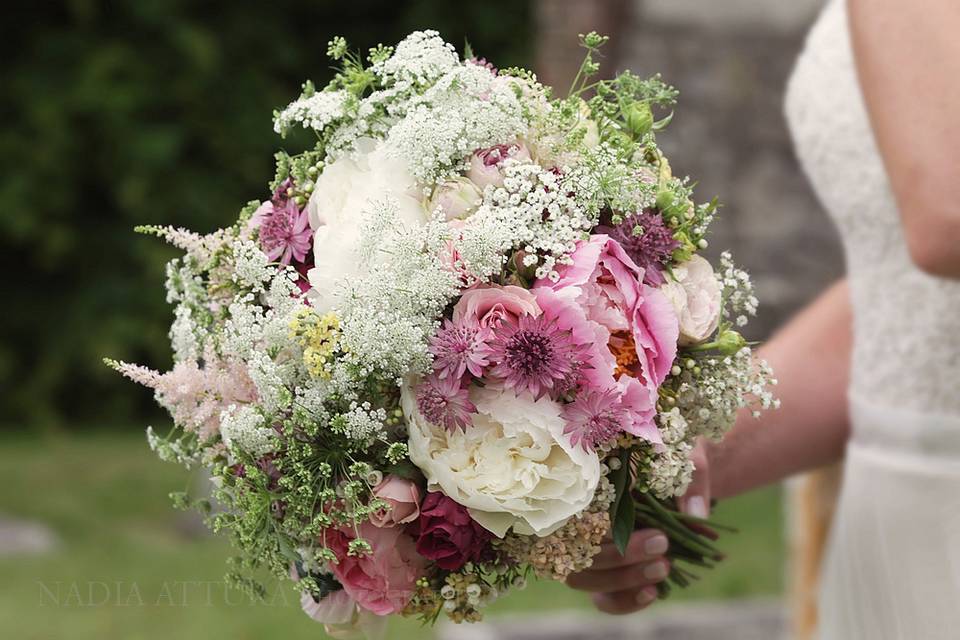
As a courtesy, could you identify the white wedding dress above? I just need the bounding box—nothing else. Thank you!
[785,0,960,637]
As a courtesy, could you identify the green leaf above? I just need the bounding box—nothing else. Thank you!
[608,448,634,555]
[612,492,636,556]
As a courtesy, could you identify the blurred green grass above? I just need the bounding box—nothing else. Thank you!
[0,432,784,639]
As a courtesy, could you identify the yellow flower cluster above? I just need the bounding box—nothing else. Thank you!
[289,309,339,378]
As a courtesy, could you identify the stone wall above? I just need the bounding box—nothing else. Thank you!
[535,0,844,339]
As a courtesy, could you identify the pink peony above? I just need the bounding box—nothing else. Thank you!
[324,522,425,616]
[452,285,540,330]
[539,235,678,393]
[369,475,421,528]
[414,492,493,571]
[466,142,531,189]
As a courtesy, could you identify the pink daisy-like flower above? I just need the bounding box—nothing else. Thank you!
[487,311,590,400]
[429,319,492,380]
[562,388,628,451]
[416,374,476,433]
[251,197,312,265]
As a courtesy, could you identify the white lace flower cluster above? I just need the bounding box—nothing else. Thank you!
[334,200,460,382]
[460,162,597,281]
[385,65,526,183]
[274,90,349,136]
[373,30,460,91]
[220,404,275,457]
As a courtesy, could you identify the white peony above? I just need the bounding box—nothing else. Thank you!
[660,254,722,346]
[404,383,600,537]
[306,138,429,312]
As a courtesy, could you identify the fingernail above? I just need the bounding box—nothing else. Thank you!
[643,561,668,581]
[636,587,658,605]
[644,534,669,555]
[686,496,708,519]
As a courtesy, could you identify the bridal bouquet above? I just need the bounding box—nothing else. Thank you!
[110,31,776,636]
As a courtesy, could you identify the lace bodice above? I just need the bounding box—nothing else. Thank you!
[785,0,960,414]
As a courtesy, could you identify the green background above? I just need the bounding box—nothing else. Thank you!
[1,0,531,432]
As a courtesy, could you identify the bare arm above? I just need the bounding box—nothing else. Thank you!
[567,281,853,614]
[707,279,853,499]
[849,0,960,278]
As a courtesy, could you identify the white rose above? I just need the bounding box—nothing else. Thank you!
[660,255,722,346]
[306,138,428,312]
[427,177,483,221]
[403,383,600,537]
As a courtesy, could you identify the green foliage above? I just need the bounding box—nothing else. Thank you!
[0,1,532,430]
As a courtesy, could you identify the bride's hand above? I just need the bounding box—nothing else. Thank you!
[564,528,670,614]
[566,440,711,614]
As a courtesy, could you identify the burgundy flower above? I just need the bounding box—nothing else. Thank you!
[414,492,493,571]
[601,210,679,286]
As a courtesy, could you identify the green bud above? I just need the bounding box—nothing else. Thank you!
[715,329,748,355]
[623,101,653,136]
[671,230,695,262]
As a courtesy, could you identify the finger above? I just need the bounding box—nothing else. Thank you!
[587,529,669,570]
[591,586,659,615]
[681,439,711,518]
[566,558,670,592]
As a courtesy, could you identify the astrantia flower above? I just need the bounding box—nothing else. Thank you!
[429,319,492,380]
[415,374,476,432]
[604,210,679,285]
[562,388,628,450]
[251,197,312,265]
[562,377,662,451]
[487,310,588,400]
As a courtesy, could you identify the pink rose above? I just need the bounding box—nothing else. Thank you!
[539,235,679,393]
[452,285,540,330]
[466,142,531,189]
[414,492,493,570]
[369,475,421,528]
[324,522,425,616]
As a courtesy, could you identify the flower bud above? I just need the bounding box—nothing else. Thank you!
[715,329,748,355]
[624,101,653,136]
[428,177,483,221]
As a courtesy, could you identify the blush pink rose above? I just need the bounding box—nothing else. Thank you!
[538,235,679,393]
[452,285,541,330]
[324,522,426,616]
[369,475,421,528]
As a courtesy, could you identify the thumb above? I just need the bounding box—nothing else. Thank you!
[681,438,710,519]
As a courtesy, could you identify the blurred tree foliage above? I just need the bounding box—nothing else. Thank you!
[0,1,532,430]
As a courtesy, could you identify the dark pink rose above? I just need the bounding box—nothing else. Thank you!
[414,492,493,571]
[323,522,425,616]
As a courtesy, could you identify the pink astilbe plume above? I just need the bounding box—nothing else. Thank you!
[107,350,258,441]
